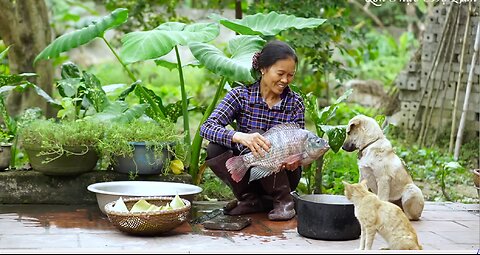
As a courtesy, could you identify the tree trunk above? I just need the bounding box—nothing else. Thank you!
[235,0,242,19]
[0,0,54,118]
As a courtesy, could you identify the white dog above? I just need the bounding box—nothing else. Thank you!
[342,115,424,220]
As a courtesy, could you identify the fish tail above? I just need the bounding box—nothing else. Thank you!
[226,156,248,183]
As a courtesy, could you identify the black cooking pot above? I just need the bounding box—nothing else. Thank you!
[291,191,361,241]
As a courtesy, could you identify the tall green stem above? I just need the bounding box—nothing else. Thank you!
[102,37,137,82]
[174,46,190,145]
[189,77,227,181]
[102,37,166,119]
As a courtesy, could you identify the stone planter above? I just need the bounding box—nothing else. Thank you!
[25,145,99,176]
[112,142,172,175]
[0,144,11,171]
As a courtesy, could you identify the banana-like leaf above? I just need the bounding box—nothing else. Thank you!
[34,8,128,63]
[189,35,265,83]
[121,22,220,64]
[209,12,326,36]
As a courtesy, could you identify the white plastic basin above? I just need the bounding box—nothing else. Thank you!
[87,181,203,214]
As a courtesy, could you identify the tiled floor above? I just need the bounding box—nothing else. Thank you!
[0,201,478,253]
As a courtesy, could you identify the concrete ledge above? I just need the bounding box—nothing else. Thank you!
[0,170,192,204]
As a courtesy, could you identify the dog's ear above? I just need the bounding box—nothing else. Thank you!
[347,118,361,134]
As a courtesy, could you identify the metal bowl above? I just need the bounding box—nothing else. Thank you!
[87,181,202,214]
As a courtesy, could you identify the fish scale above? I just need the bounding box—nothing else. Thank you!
[226,123,330,183]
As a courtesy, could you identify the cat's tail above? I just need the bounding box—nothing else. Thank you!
[226,155,248,182]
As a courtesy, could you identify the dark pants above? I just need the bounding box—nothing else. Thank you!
[204,129,301,220]
[205,142,302,195]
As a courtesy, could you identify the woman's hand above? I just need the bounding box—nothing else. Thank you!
[281,160,302,171]
[232,132,271,158]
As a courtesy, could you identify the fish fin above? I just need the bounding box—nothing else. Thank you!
[249,166,274,182]
[262,123,301,137]
[282,153,305,165]
[226,156,248,183]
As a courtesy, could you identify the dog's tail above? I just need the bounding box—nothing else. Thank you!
[402,183,424,221]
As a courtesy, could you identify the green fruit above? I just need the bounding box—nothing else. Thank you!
[170,159,184,175]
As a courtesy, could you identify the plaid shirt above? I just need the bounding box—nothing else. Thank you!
[200,81,305,150]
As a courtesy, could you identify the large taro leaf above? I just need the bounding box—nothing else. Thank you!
[121,22,219,64]
[189,35,265,83]
[209,12,326,36]
[34,8,128,63]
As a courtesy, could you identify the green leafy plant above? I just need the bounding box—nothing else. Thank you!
[394,141,473,202]
[247,1,356,99]
[97,119,185,175]
[120,21,220,145]
[320,149,359,195]
[20,119,104,164]
[0,46,59,168]
[290,87,352,194]
[341,30,419,86]
[34,8,167,123]
[55,62,148,123]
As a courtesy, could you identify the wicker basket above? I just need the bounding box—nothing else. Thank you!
[104,196,191,236]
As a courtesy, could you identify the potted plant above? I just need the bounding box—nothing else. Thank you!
[98,118,186,178]
[19,119,104,176]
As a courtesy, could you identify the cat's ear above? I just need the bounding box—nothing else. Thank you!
[342,181,350,187]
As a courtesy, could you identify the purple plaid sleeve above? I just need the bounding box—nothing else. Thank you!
[200,88,242,148]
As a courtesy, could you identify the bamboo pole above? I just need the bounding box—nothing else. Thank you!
[432,5,462,145]
[421,5,457,146]
[416,4,454,144]
[454,21,480,160]
[449,3,472,154]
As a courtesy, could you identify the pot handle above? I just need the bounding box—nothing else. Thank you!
[290,190,300,202]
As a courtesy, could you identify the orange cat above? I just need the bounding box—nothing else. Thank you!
[343,180,422,250]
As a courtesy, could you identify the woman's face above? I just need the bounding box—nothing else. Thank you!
[260,57,296,95]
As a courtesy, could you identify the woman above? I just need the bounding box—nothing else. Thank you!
[200,40,305,221]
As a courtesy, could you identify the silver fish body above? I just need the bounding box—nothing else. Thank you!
[226,123,330,183]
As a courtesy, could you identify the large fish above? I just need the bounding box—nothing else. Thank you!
[226,123,330,183]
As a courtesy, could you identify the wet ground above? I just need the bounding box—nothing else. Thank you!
[0,201,478,253]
